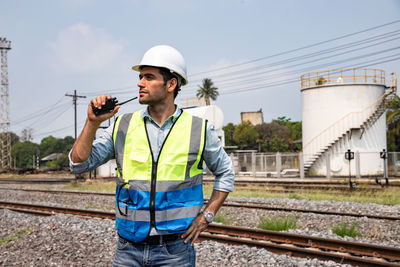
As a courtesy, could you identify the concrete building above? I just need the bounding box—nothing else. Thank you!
[240,109,263,125]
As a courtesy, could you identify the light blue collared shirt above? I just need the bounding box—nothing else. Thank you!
[69,107,235,192]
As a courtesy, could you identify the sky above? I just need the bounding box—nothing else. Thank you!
[1,0,400,143]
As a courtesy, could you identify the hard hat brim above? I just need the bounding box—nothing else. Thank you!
[131,64,188,86]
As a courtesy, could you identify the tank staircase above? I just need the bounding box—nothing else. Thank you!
[303,77,398,173]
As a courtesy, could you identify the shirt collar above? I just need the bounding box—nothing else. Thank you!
[141,105,182,123]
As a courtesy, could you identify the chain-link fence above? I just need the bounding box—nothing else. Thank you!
[229,151,400,178]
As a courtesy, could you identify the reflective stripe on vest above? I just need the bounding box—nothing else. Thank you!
[112,110,206,242]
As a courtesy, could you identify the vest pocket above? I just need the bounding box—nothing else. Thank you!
[116,188,138,217]
[165,187,202,229]
[126,151,151,180]
[158,152,187,181]
[129,150,150,163]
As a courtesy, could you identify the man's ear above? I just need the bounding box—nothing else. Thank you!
[167,78,177,93]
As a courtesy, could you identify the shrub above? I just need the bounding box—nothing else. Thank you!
[331,222,361,238]
[214,213,231,225]
[258,215,298,231]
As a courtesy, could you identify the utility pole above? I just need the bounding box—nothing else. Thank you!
[0,37,12,170]
[65,90,86,140]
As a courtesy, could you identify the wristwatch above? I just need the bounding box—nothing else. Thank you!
[202,210,214,223]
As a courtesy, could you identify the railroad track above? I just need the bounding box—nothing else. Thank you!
[205,180,400,191]
[1,176,399,188]
[0,177,115,184]
[201,224,400,267]
[0,178,76,184]
[1,187,399,221]
[1,200,399,267]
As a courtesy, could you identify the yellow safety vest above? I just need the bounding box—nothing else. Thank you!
[112,110,206,242]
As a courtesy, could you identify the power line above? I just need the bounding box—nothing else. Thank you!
[214,53,400,96]
[184,31,400,88]
[201,45,400,91]
[28,105,72,130]
[26,102,71,128]
[35,119,86,138]
[179,50,400,98]
[13,96,69,125]
[188,19,400,77]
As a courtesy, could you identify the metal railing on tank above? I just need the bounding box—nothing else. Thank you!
[300,68,394,89]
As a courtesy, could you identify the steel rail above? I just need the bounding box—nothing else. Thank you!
[0,200,115,219]
[204,180,399,190]
[0,177,115,184]
[218,202,400,221]
[205,224,400,262]
[198,233,399,267]
[1,177,399,187]
[1,201,399,266]
[0,187,115,196]
[0,178,76,184]
[1,188,399,221]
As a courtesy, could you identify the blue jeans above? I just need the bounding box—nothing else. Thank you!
[112,236,196,267]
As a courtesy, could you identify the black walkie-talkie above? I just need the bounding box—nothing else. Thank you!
[91,96,138,116]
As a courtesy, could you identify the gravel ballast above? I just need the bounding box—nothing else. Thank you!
[0,209,350,266]
[1,187,399,266]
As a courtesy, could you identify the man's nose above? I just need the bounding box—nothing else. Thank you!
[138,78,145,88]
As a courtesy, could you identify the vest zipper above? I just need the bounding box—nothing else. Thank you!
[145,112,183,231]
[150,162,157,228]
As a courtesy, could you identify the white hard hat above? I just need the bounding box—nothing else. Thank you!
[132,45,188,86]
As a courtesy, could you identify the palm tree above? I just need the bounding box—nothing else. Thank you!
[196,78,219,105]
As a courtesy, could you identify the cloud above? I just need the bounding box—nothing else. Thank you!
[48,23,123,73]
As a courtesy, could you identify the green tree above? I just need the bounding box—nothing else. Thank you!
[256,121,290,152]
[196,78,219,105]
[387,95,400,151]
[223,123,236,146]
[273,117,302,151]
[39,136,59,157]
[223,118,302,152]
[39,135,74,157]
[61,136,75,154]
[45,154,69,168]
[233,121,259,150]
[38,135,75,167]
[254,117,302,152]
[0,132,19,146]
[11,141,39,168]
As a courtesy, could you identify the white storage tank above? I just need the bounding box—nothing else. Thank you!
[183,105,225,146]
[301,68,397,176]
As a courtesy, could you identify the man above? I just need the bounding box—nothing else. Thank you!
[69,45,235,267]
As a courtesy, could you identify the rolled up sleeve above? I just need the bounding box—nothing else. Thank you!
[203,123,235,192]
[69,124,115,174]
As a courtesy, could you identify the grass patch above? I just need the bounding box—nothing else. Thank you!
[0,228,32,246]
[214,213,231,225]
[331,222,361,238]
[203,184,400,205]
[62,180,115,192]
[58,180,400,205]
[258,215,298,231]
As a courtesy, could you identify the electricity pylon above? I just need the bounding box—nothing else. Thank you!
[0,37,11,170]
